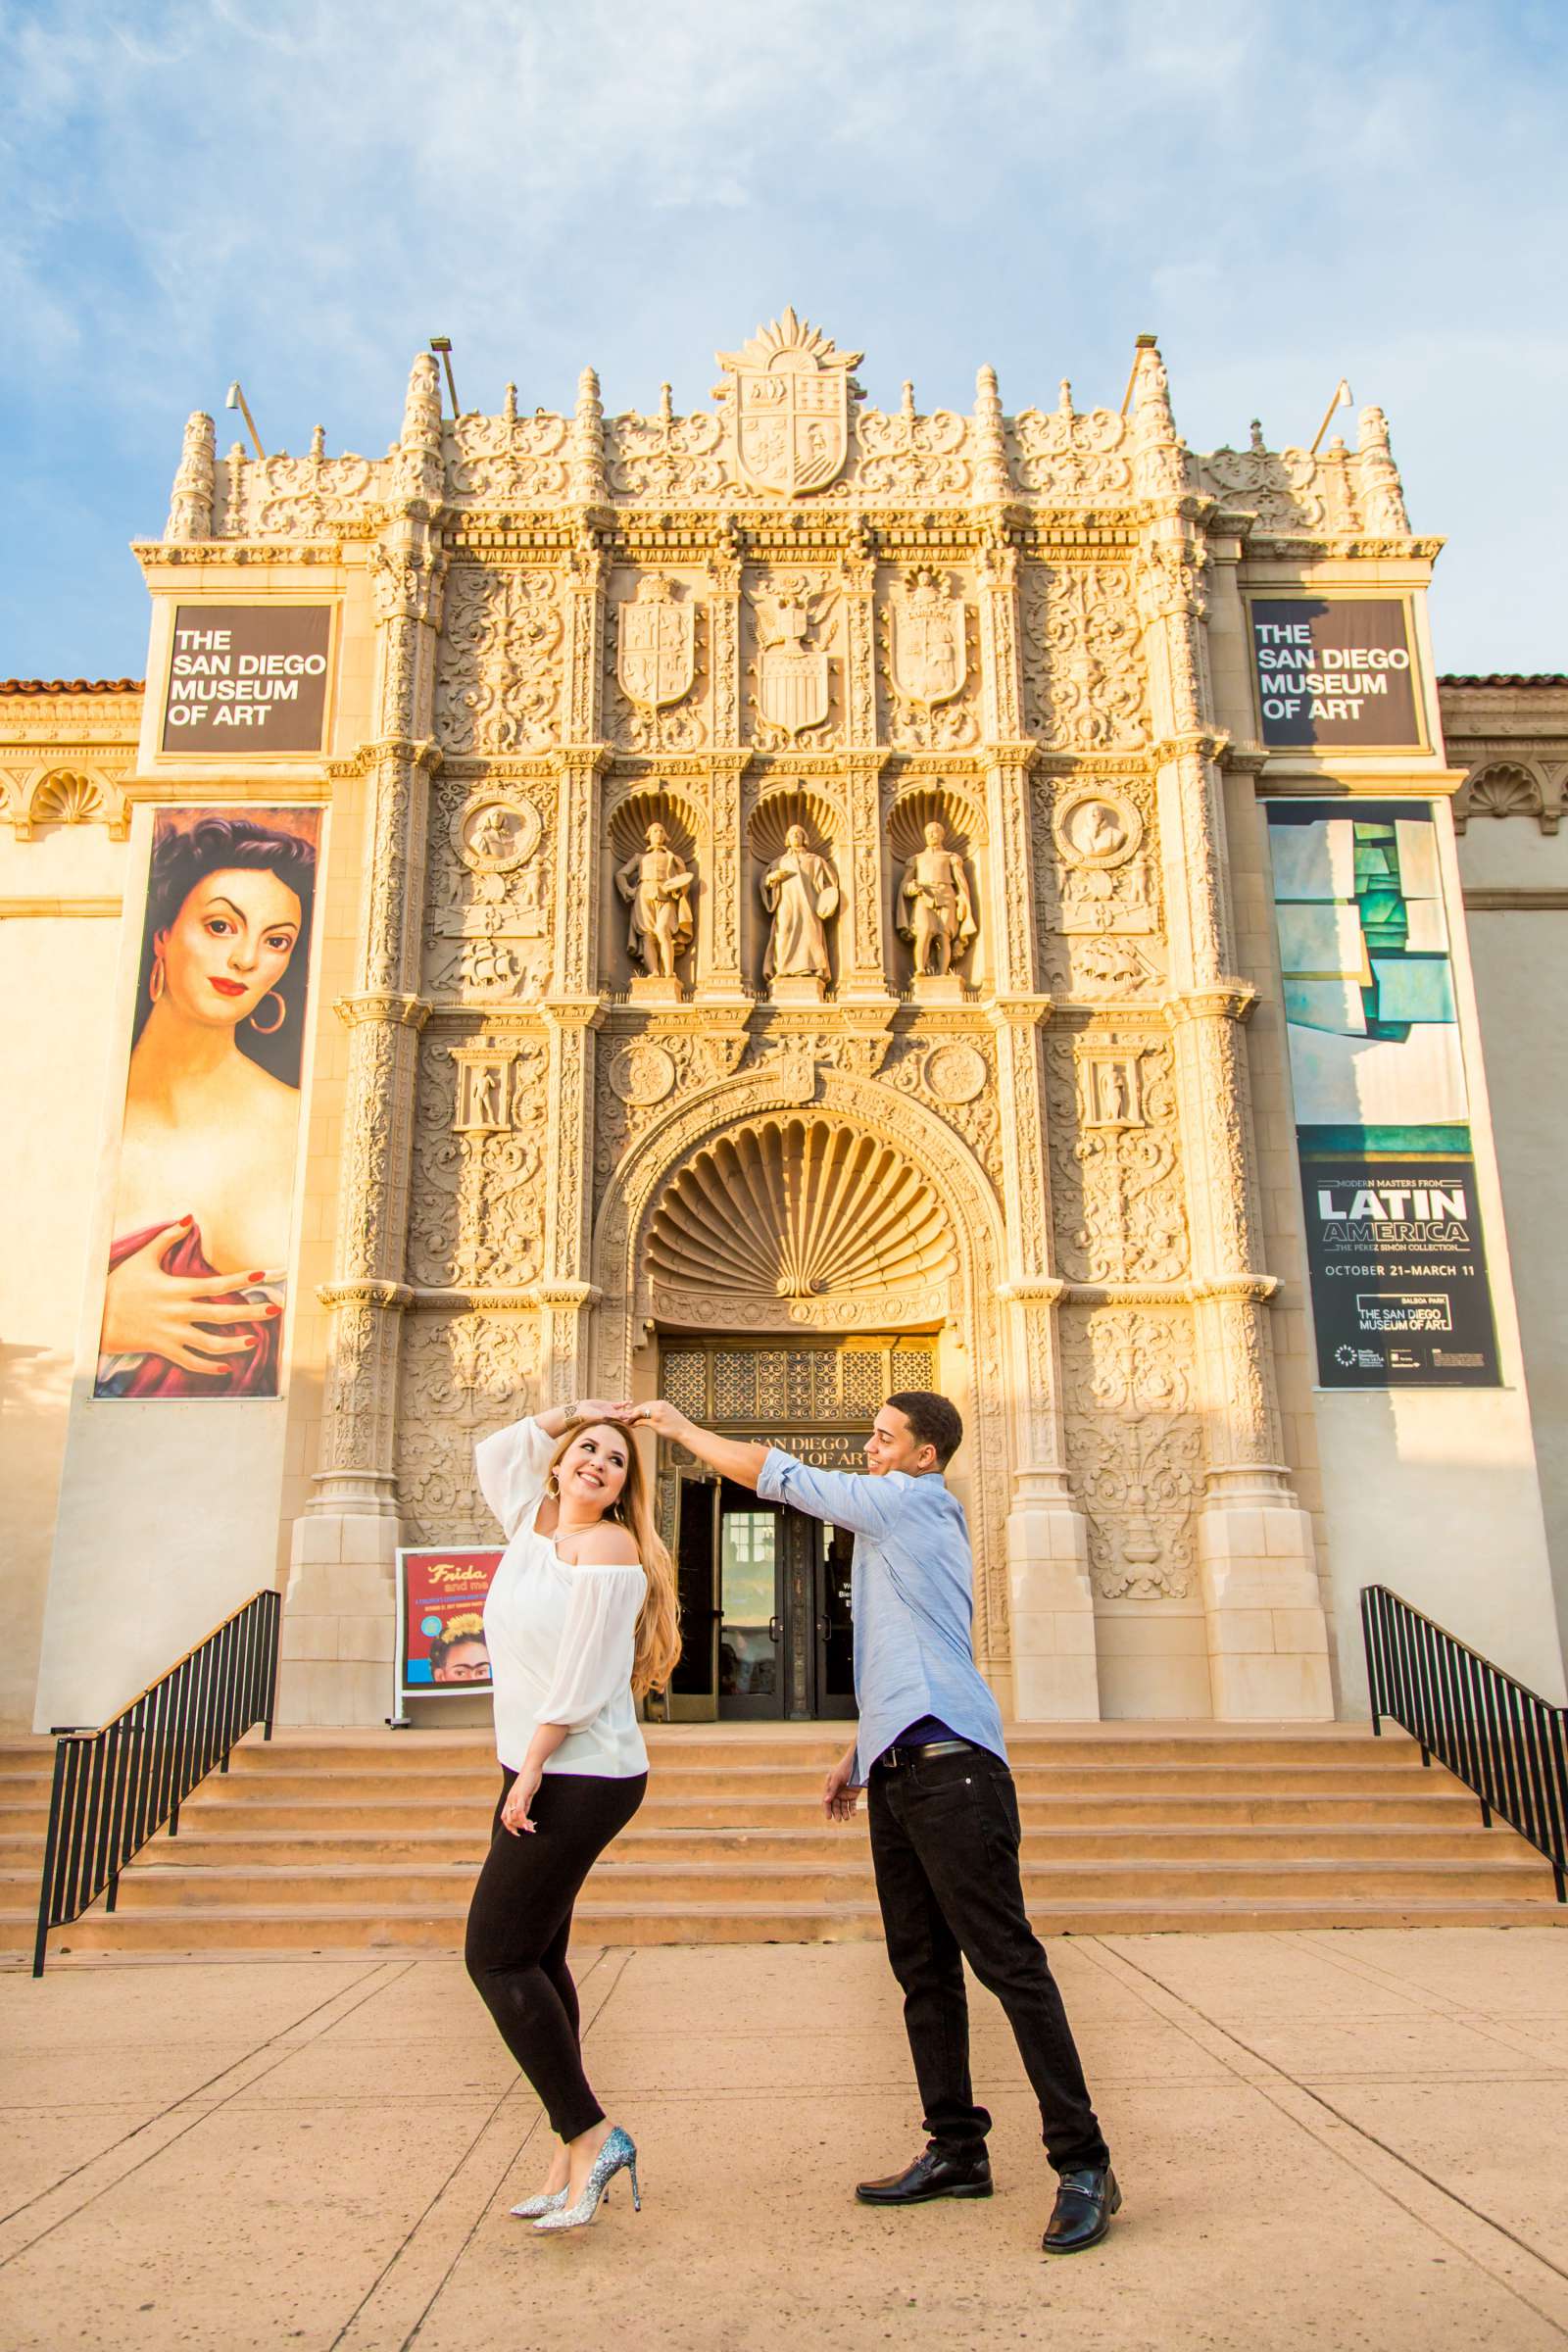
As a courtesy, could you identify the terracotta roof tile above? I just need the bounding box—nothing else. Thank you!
[1439,674,1568,689]
[0,677,144,695]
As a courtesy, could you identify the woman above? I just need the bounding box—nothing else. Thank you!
[467,1398,680,2231]
[96,812,318,1397]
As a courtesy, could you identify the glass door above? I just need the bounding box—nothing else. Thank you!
[813,1521,858,1719]
[717,1480,783,1719]
[667,1471,719,1721]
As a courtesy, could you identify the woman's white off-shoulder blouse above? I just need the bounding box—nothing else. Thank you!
[475,1416,648,1780]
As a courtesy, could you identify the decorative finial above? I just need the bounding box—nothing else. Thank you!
[503,381,518,423]
[310,423,325,461]
[399,351,444,503]
[1355,404,1409,534]
[571,365,608,504]
[972,366,1009,503]
[165,411,216,542]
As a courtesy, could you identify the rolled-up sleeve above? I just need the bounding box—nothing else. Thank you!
[534,1563,646,1732]
[474,1416,557,1540]
[756,1449,907,1538]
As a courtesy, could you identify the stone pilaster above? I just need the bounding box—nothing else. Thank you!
[280,365,448,1726]
[540,1000,605,1404]
[979,532,1098,1710]
[1134,354,1330,1717]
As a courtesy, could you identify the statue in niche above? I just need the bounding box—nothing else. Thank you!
[761,824,838,983]
[897,820,977,976]
[615,822,694,980]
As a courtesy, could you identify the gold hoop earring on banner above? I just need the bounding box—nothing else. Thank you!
[148,953,166,1006]
[248,991,287,1035]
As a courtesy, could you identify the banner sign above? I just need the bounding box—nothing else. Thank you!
[163,605,333,752]
[395,1546,502,1701]
[1250,598,1421,750]
[1268,802,1499,1388]
[96,808,321,1398]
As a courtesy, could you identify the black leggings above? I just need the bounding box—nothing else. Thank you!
[465,1765,646,2141]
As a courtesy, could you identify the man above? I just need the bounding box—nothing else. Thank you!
[634,1388,1119,2253]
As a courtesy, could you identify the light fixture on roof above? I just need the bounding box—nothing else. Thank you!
[1308,378,1352,457]
[224,381,267,461]
[429,336,461,417]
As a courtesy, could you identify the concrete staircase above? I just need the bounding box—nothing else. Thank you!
[5,1723,1562,1961]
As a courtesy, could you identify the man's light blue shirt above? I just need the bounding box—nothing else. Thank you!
[755,1449,1007,1786]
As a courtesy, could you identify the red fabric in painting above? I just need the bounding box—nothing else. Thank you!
[103,1222,278,1397]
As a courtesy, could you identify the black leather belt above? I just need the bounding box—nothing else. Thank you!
[877,1738,975,1770]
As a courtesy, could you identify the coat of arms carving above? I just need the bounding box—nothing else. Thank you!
[615,573,695,710]
[750,579,834,740]
[715,309,862,497]
[888,568,967,707]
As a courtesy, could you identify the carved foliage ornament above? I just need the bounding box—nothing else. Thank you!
[1063,1307,1200,1601]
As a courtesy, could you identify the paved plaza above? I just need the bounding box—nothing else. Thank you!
[2,1927,1565,2350]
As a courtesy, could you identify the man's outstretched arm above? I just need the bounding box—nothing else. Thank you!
[633,1400,768,1488]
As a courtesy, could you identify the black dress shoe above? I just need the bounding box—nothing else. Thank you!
[856,2147,994,2206]
[1042,2165,1121,2251]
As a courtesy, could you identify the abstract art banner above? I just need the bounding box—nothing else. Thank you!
[1267,802,1498,1388]
[95,808,321,1398]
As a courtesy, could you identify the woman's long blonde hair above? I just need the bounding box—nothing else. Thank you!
[546,1418,681,1698]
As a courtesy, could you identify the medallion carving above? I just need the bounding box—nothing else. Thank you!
[423,782,553,1003]
[1033,778,1164,1001]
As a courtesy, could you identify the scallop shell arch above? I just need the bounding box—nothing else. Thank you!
[647,1115,955,1301]
[746,781,843,861]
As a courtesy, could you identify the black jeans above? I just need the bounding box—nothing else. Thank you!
[868,1744,1108,2176]
[465,1766,645,2141]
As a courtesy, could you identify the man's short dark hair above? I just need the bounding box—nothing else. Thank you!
[885,1390,962,1468]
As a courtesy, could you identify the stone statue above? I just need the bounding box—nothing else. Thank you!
[615,822,694,980]
[897,821,977,976]
[761,825,838,983]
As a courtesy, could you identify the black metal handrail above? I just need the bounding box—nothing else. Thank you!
[32,1587,281,1975]
[1361,1583,1567,1901]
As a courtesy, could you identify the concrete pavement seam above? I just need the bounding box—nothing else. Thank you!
[0,1959,412,2266]
[1086,1937,1568,2339]
[325,1946,635,2352]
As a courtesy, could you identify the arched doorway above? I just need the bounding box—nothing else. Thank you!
[591,1071,1013,1692]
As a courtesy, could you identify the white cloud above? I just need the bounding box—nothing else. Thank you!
[1,0,1564,667]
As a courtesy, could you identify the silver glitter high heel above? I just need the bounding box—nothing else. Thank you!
[510,2184,568,2219]
[533,2125,640,2231]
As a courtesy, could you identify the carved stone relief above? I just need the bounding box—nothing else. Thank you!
[747,574,840,747]
[1047,1034,1188,1284]
[435,565,563,755]
[880,567,978,751]
[606,572,707,754]
[855,385,969,499]
[397,1311,542,1543]
[448,401,569,503]
[606,387,726,500]
[1020,563,1147,750]
[422,779,555,1003]
[1032,777,1165,1002]
[407,1034,549,1291]
[1062,1306,1201,1600]
[1007,386,1133,503]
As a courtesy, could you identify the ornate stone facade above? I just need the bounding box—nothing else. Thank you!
[36,312,1566,1736]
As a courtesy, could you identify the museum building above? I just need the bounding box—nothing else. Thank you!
[3,317,1565,1743]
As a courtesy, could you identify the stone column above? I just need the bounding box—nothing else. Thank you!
[978,534,1099,1718]
[281,368,448,1722]
[839,529,891,1000]
[1133,342,1330,1719]
[699,525,749,1002]
[539,1001,605,1406]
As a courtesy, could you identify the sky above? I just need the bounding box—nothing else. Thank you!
[3,0,1564,680]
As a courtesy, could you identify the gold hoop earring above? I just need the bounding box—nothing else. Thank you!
[248,991,287,1036]
[545,1475,560,1498]
[148,953,165,1006]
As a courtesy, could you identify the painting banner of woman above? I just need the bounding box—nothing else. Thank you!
[94,808,322,1399]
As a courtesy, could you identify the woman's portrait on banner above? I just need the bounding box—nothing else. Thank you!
[94,808,321,1399]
